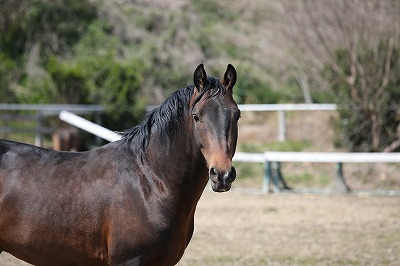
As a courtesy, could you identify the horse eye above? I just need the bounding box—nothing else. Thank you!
[192,114,200,122]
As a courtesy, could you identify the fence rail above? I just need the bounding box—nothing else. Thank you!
[238,104,337,142]
[233,151,400,193]
[59,111,120,142]
[0,104,104,115]
[0,104,103,146]
[237,103,337,112]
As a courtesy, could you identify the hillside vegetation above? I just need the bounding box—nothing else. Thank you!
[1,0,400,151]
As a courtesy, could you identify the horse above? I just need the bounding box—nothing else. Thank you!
[52,126,86,151]
[0,63,239,266]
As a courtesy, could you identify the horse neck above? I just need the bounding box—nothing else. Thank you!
[144,119,208,205]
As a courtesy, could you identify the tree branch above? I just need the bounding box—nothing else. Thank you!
[374,37,394,100]
[383,139,400,152]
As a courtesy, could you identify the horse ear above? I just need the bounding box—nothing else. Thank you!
[222,64,237,91]
[193,63,208,92]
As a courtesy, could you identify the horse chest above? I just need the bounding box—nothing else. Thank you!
[108,211,195,266]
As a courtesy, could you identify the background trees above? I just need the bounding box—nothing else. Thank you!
[280,0,400,151]
[0,0,145,130]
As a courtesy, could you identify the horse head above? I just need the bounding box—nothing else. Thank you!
[190,64,240,192]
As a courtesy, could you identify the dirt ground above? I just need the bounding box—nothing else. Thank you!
[178,191,400,266]
[2,190,399,266]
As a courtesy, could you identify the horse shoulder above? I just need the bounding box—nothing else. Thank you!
[104,171,197,265]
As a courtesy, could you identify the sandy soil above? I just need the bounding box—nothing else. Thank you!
[2,190,399,266]
[179,191,400,266]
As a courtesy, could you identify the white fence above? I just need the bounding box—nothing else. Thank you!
[237,103,337,112]
[59,111,121,142]
[234,151,400,163]
[238,104,337,142]
[234,151,400,193]
[0,104,103,146]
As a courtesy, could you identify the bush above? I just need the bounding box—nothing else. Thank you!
[0,53,17,102]
[324,41,400,151]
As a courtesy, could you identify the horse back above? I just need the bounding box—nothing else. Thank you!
[0,139,117,264]
[0,139,198,265]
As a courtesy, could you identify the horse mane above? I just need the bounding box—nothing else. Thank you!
[121,76,226,158]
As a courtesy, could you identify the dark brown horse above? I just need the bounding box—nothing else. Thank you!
[0,64,239,265]
[52,126,86,151]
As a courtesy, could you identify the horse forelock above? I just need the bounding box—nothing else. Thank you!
[192,77,226,107]
[121,76,225,158]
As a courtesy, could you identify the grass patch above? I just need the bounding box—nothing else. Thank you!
[265,140,311,151]
[238,140,311,153]
[233,161,264,188]
[233,161,263,178]
[238,142,268,153]
[285,173,332,188]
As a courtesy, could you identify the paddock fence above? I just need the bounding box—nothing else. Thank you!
[0,104,103,146]
[233,151,400,194]
[58,109,400,195]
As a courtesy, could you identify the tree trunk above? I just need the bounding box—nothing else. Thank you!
[370,111,381,151]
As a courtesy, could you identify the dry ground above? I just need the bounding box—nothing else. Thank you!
[2,190,399,266]
[179,191,400,265]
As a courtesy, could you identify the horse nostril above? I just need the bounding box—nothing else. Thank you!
[226,167,236,182]
[210,167,218,177]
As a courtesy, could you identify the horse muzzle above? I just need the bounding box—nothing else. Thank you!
[209,166,236,192]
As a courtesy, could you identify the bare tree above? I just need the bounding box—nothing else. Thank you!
[279,0,400,151]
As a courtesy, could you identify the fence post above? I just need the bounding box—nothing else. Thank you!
[35,111,43,147]
[274,162,291,190]
[271,162,280,193]
[263,161,272,193]
[278,110,286,142]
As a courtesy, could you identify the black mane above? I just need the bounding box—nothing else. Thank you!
[121,76,226,157]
